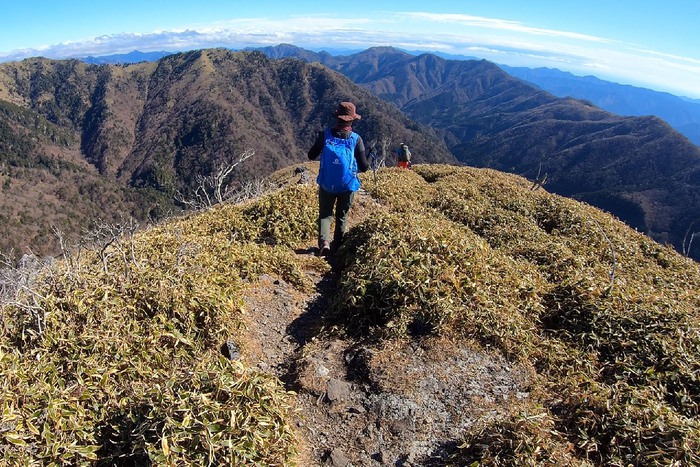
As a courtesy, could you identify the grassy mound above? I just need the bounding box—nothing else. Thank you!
[336,165,700,465]
[0,185,317,465]
[2,163,699,465]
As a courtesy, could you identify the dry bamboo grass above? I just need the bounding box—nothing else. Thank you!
[0,185,318,465]
[338,164,700,465]
[1,163,698,465]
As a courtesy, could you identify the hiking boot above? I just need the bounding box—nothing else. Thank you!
[317,240,331,257]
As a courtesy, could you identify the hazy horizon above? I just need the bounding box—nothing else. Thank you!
[2,1,699,99]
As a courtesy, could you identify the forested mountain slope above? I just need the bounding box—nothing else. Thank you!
[0,49,453,255]
[257,44,700,261]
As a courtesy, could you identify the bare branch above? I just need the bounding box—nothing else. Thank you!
[687,233,698,258]
[0,252,51,335]
[530,173,548,191]
[590,218,617,293]
[530,159,548,191]
[227,178,275,205]
[682,219,700,257]
[80,217,140,277]
[378,136,391,169]
[175,148,256,210]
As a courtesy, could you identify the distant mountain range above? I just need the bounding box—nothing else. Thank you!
[76,47,700,146]
[0,49,453,256]
[499,65,700,146]
[1,45,699,261]
[251,44,700,260]
[80,50,173,65]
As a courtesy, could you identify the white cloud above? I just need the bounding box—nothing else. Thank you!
[399,12,613,43]
[0,12,698,98]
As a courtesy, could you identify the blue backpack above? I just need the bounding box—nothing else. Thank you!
[317,128,361,193]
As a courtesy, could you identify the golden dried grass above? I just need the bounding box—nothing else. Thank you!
[338,164,700,465]
[2,163,699,465]
[0,183,318,465]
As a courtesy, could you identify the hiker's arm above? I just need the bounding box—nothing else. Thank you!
[354,136,369,173]
[307,131,324,160]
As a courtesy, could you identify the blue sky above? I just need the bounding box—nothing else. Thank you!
[2,0,699,98]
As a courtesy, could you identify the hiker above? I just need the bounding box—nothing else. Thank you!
[368,145,378,170]
[397,143,412,169]
[308,101,370,256]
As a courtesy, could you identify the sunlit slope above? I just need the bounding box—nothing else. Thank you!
[340,164,700,465]
[0,185,319,465]
[2,163,698,465]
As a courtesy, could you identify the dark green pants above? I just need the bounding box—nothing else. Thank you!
[318,188,355,244]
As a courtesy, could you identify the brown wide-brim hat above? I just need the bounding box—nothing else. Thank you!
[333,101,361,121]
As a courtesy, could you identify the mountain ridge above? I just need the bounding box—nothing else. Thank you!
[500,64,700,146]
[2,45,700,260]
[71,45,700,144]
[0,48,454,256]
[80,50,174,65]
[252,44,700,260]
[1,162,698,465]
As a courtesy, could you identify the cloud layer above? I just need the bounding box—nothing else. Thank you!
[1,12,698,98]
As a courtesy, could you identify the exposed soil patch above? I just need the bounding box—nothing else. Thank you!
[238,189,534,466]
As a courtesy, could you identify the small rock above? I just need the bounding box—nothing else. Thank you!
[222,340,240,361]
[388,418,413,435]
[348,405,366,414]
[326,379,352,402]
[373,450,391,465]
[329,448,351,467]
[317,364,330,377]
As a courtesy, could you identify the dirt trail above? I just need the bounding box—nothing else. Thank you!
[239,190,533,466]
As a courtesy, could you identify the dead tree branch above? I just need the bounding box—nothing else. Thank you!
[175,148,256,210]
[227,177,274,204]
[0,252,51,335]
[81,218,140,277]
[530,161,548,191]
[682,219,700,258]
[378,137,391,169]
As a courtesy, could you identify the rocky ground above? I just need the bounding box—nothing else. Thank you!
[238,190,533,466]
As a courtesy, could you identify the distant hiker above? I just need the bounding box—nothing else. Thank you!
[308,101,370,256]
[397,143,412,169]
[369,145,379,184]
[368,145,378,170]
